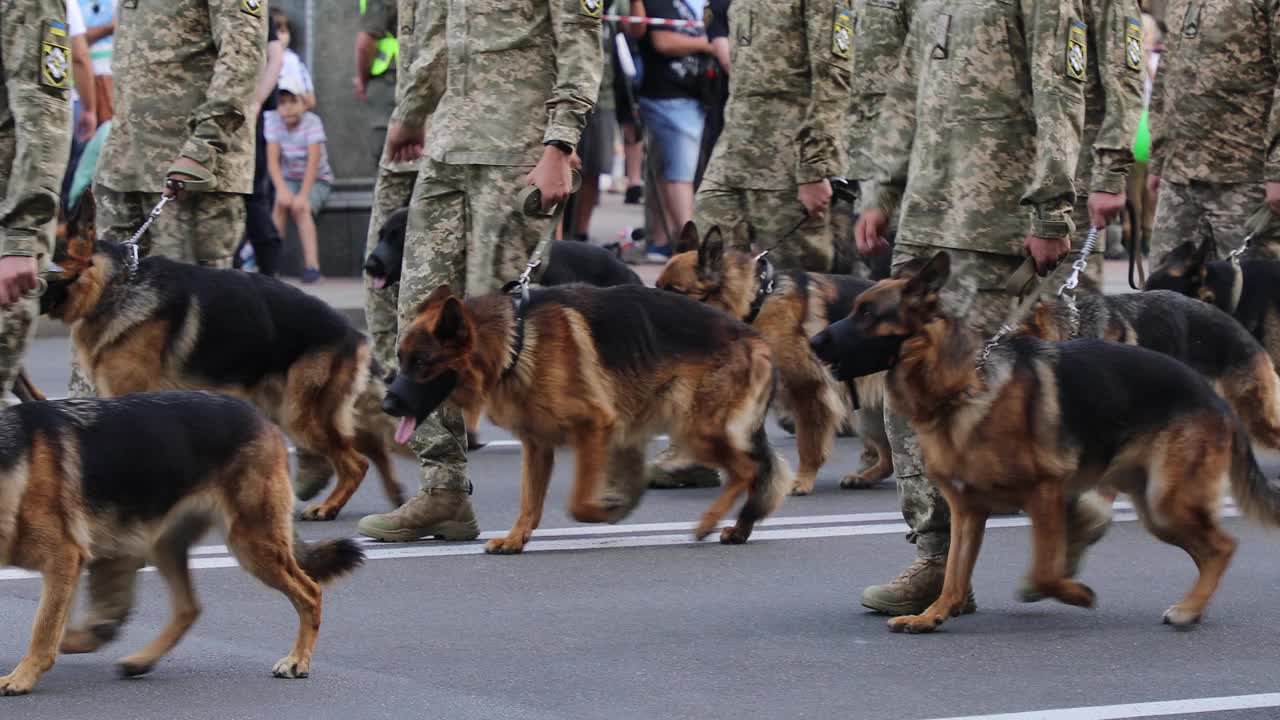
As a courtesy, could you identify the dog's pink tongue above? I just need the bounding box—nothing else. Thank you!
[394,417,417,444]
[372,276,387,289]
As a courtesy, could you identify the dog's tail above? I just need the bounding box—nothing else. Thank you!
[745,365,792,521]
[293,536,366,585]
[1230,421,1280,528]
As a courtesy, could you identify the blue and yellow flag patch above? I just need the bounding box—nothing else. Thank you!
[1066,19,1087,82]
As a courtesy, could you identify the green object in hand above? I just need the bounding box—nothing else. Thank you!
[1133,107,1150,165]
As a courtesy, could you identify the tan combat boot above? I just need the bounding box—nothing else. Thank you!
[645,447,721,489]
[1016,492,1113,602]
[357,487,480,542]
[861,556,977,616]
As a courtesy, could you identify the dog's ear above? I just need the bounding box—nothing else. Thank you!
[696,226,726,280]
[903,252,950,297]
[891,256,931,281]
[415,284,455,316]
[432,295,470,346]
[674,221,701,255]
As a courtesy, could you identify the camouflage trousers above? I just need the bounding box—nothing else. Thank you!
[399,158,559,492]
[68,185,246,398]
[364,168,418,375]
[0,298,37,409]
[1151,180,1280,263]
[693,178,833,272]
[885,243,1098,558]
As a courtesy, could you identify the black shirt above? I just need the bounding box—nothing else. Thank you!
[706,0,729,41]
[638,0,709,99]
[263,21,279,113]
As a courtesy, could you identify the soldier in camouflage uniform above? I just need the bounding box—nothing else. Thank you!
[1068,0,1144,288]
[292,0,428,500]
[91,0,266,267]
[834,0,914,281]
[356,0,602,542]
[1146,0,1280,261]
[854,0,1093,616]
[0,0,71,402]
[691,0,854,273]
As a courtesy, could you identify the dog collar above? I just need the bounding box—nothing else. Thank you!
[744,254,775,324]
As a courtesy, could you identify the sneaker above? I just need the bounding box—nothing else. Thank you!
[861,556,977,616]
[356,487,480,543]
[624,185,643,204]
[301,267,321,284]
[645,244,672,264]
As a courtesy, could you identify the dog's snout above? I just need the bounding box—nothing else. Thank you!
[809,329,831,359]
[363,255,385,276]
[382,391,408,417]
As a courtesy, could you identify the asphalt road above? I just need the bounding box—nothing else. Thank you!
[6,338,1280,720]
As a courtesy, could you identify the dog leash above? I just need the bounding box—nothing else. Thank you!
[977,227,1099,371]
[1055,226,1100,339]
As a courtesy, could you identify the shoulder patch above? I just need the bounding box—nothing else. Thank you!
[579,0,603,19]
[241,0,263,17]
[39,20,71,91]
[832,6,853,60]
[1125,16,1143,72]
[1066,19,1087,82]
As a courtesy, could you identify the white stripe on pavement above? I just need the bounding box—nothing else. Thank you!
[916,692,1280,720]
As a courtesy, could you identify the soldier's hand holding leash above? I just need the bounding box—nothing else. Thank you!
[798,179,833,218]
[854,209,891,256]
[0,256,39,305]
[385,121,425,164]
[1088,191,1127,228]
[526,141,575,212]
[1023,235,1071,276]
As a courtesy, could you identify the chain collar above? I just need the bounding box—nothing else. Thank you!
[743,250,775,324]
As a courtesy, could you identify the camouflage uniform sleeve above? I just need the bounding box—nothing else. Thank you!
[1020,0,1087,239]
[0,0,71,258]
[177,0,267,175]
[797,0,854,185]
[1088,0,1143,195]
[1267,0,1280,182]
[543,0,603,149]
[861,22,917,218]
[390,0,445,128]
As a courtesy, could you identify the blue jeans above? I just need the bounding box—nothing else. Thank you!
[638,97,705,183]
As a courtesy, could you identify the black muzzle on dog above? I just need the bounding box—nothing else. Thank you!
[38,272,79,317]
[809,317,905,381]
[382,370,459,444]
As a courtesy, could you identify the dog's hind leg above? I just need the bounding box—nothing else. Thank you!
[354,427,405,509]
[485,441,555,555]
[1,546,82,696]
[225,525,323,679]
[843,406,892,489]
[787,385,835,497]
[115,511,214,678]
[1017,481,1098,609]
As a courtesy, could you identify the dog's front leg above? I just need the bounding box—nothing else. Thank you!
[1019,480,1097,608]
[1,551,83,696]
[484,441,555,555]
[889,482,987,634]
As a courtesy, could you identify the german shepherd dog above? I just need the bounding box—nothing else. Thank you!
[809,252,1280,633]
[365,206,645,290]
[655,222,889,495]
[1145,235,1280,371]
[40,200,403,521]
[0,391,363,695]
[381,283,793,553]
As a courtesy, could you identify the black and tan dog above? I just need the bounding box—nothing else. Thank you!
[0,391,363,695]
[810,252,1280,634]
[655,222,889,495]
[365,206,645,290]
[381,283,794,553]
[1145,235,1280,369]
[40,204,404,521]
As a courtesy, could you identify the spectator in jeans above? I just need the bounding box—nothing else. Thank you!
[631,0,712,262]
[266,81,334,284]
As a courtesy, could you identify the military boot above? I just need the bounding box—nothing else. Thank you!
[1016,492,1112,602]
[645,447,721,489]
[357,487,480,542]
[861,556,977,616]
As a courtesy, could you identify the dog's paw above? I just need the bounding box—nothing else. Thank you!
[788,480,814,497]
[484,537,527,555]
[0,670,35,697]
[272,655,311,679]
[1162,604,1202,629]
[839,473,880,490]
[719,526,750,545]
[887,614,942,634]
[116,657,156,679]
[299,504,339,522]
[1057,580,1097,609]
[692,516,718,541]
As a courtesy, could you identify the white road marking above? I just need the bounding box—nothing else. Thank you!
[916,692,1280,720]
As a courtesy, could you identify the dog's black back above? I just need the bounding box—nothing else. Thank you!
[540,241,644,287]
[0,392,265,521]
[117,248,362,387]
[524,284,758,372]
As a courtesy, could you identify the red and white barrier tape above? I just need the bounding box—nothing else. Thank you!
[602,14,704,27]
